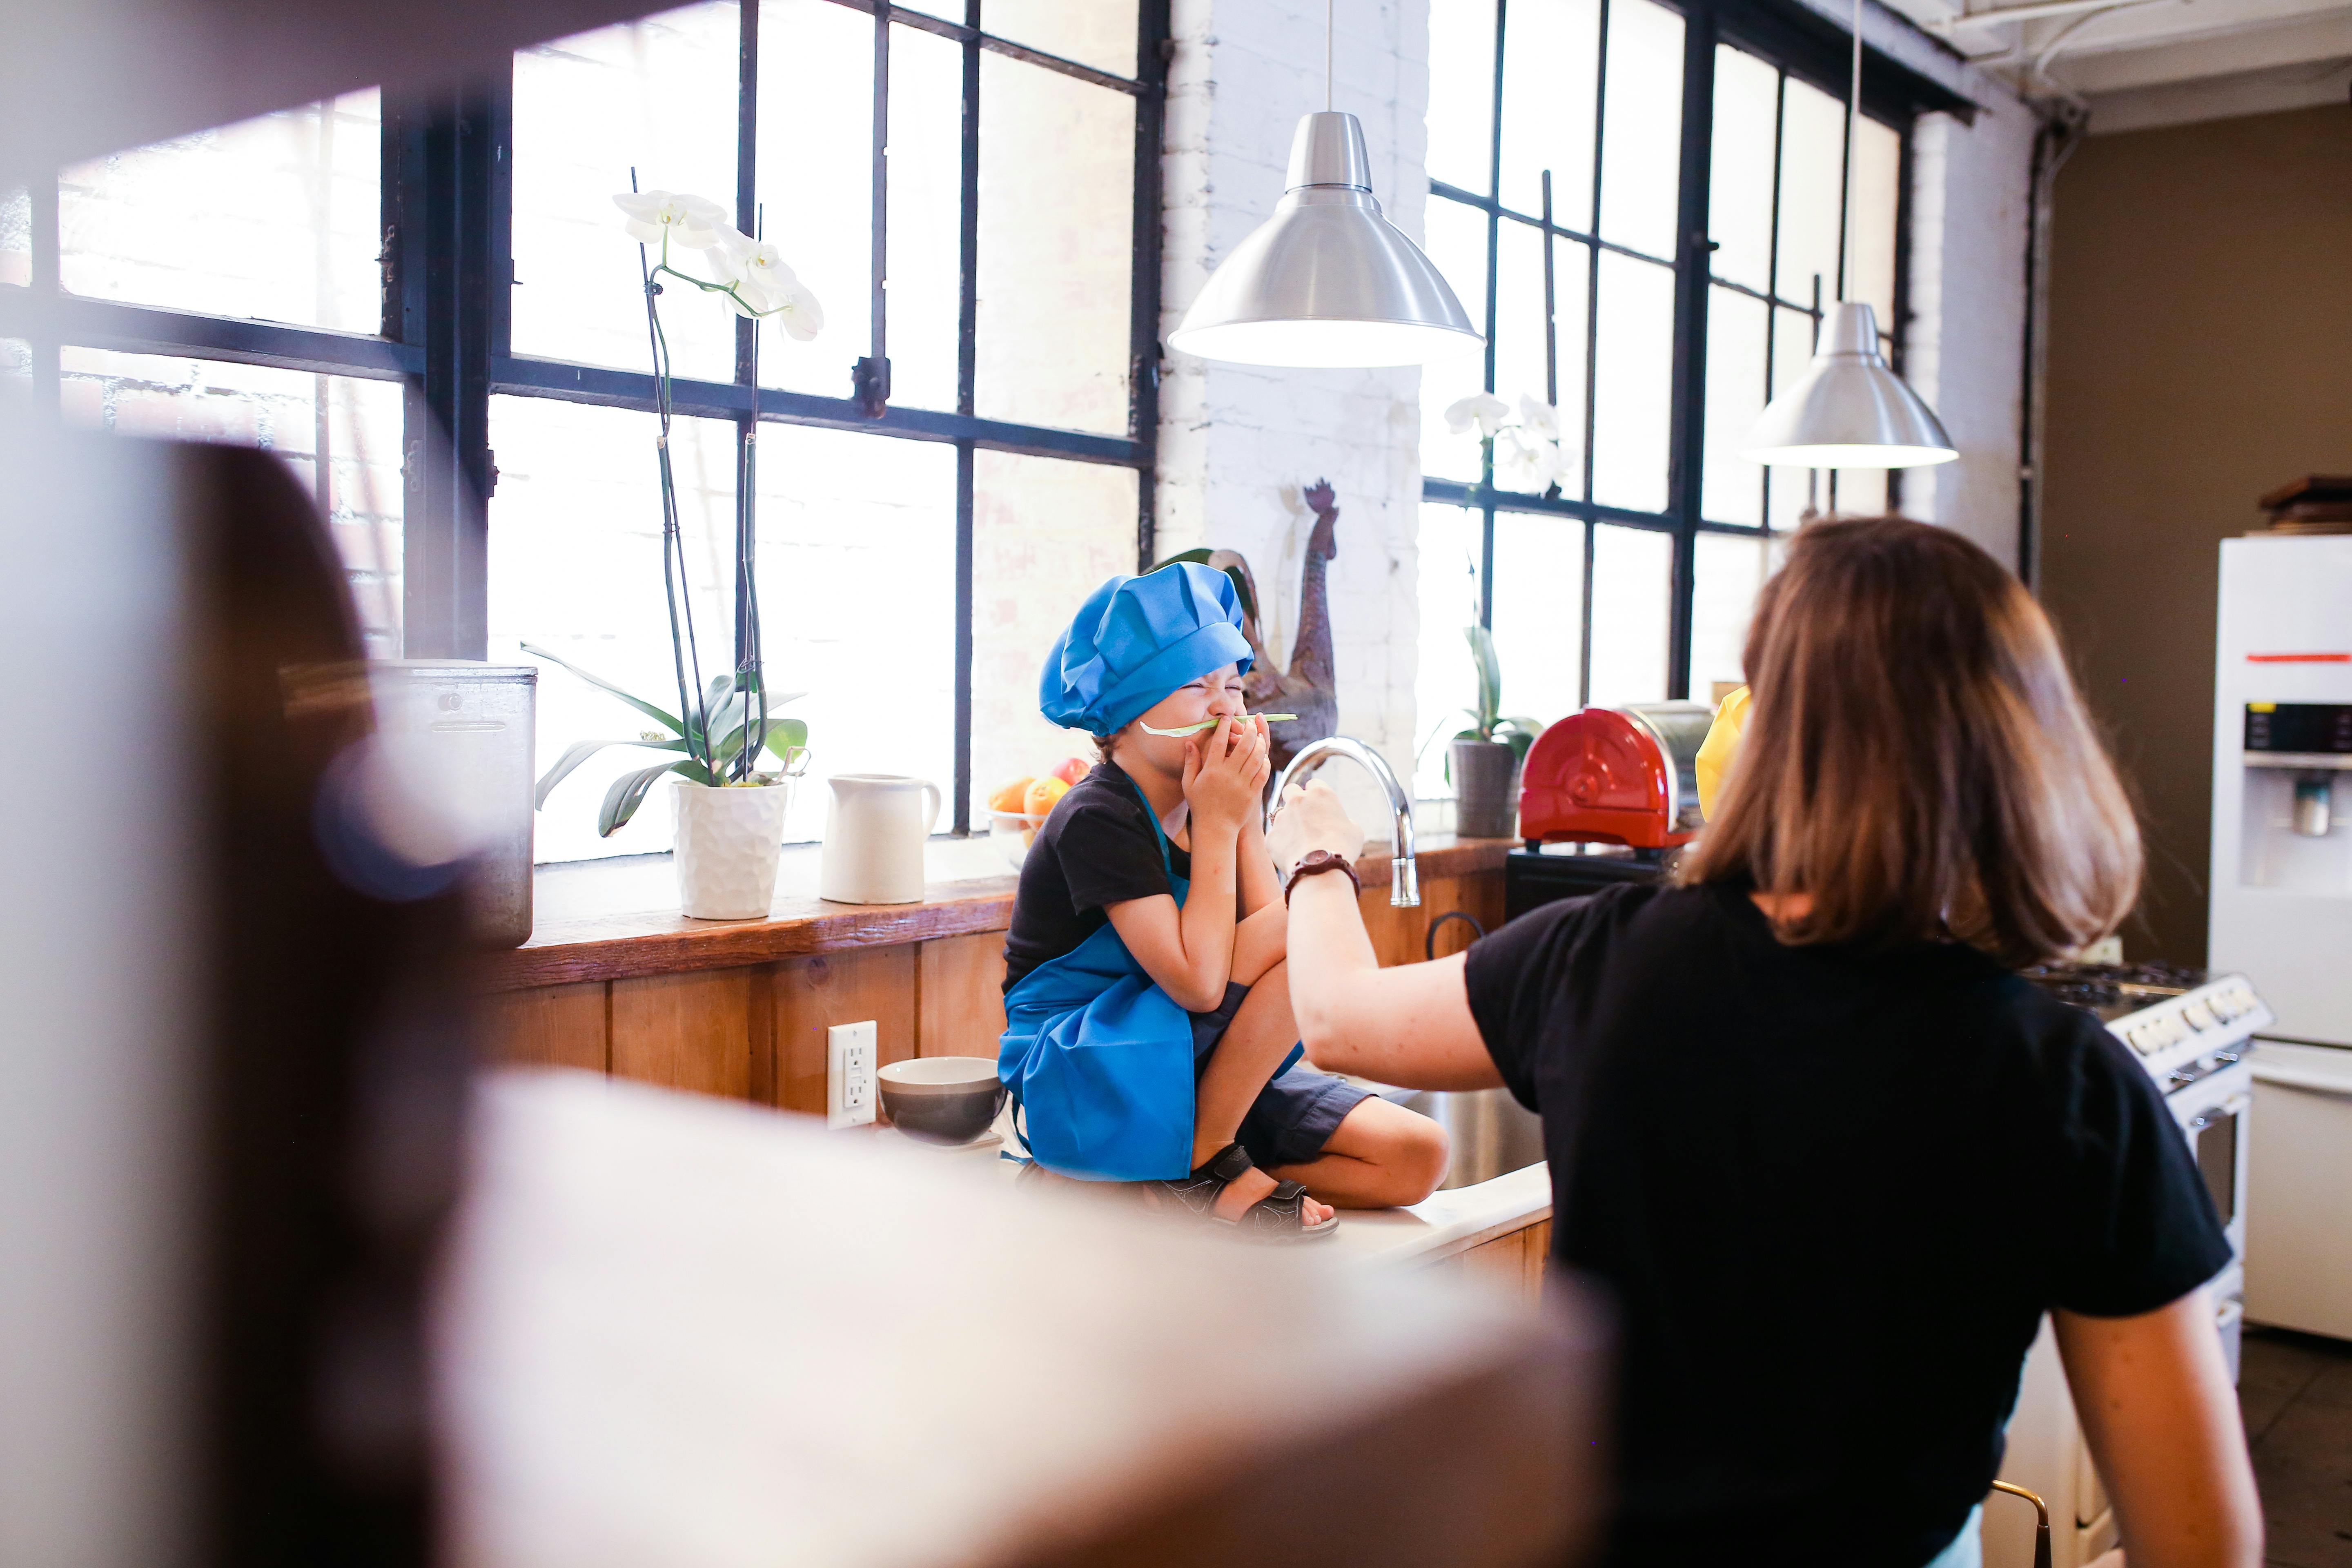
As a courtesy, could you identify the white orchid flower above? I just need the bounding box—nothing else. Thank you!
[706,231,794,318]
[611,189,728,250]
[1518,394,1561,442]
[1494,428,1564,492]
[768,274,825,341]
[1444,392,1510,439]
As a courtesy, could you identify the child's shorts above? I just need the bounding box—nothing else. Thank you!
[1189,981,1374,1171]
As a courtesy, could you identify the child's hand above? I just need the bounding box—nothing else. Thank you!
[1183,716,1270,834]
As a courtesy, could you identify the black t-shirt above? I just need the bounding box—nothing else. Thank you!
[1003,764,1189,991]
[1463,880,2231,1568]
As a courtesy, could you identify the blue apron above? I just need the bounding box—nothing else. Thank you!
[998,784,1298,1182]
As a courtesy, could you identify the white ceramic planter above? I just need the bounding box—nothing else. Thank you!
[673,780,793,920]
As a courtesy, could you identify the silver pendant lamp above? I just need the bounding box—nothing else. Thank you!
[1167,2,1483,368]
[1740,0,1956,470]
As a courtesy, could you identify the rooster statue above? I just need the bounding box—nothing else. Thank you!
[1159,479,1341,777]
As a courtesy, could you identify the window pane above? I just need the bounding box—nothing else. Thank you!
[1596,0,1682,258]
[1498,0,1601,228]
[758,0,873,398]
[1831,466,1887,515]
[58,92,383,333]
[1766,304,1816,531]
[977,58,1134,435]
[62,349,405,655]
[971,452,1136,824]
[1701,285,1766,526]
[1428,0,1499,196]
[1419,198,1491,486]
[1414,504,1488,798]
[495,401,957,860]
[984,0,1138,77]
[886,22,963,412]
[1774,75,1842,308]
[1490,513,1585,731]
[1708,46,1776,293]
[2,185,31,287]
[1851,114,1902,333]
[1551,235,1592,499]
[1590,251,1673,514]
[1691,529,1784,702]
[1492,218,1552,493]
[1586,523,1670,706]
[511,4,741,385]
[2,339,28,385]
[490,399,739,863]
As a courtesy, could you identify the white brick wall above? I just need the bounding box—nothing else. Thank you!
[1160,0,1433,817]
[1903,98,2037,572]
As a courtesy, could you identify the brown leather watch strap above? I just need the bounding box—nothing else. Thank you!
[1283,850,1360,904]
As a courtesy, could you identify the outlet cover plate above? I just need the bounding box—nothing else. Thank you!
[827,1020,878,1129]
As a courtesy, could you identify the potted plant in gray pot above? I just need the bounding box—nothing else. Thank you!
[1448,625,1544,839]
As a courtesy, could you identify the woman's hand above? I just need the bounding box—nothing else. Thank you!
[1182,717,1270,835]
[1267,781,1365,876]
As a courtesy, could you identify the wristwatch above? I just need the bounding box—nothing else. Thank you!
[1284,849,1360,904]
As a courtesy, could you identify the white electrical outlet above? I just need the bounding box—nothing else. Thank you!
[827,1020,878,1129]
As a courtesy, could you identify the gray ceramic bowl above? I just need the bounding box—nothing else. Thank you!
[878,1056,1007,1147]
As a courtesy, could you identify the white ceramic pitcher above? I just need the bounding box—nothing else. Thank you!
[817,774,942,904]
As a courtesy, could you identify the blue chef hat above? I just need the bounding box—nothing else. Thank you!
[1040,563,1255,737]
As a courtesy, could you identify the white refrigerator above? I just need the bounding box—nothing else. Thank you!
[2210,535,2352,1339]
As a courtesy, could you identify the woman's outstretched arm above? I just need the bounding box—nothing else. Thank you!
[2055,1290,2263,1568]
[1271,784,1501,1091]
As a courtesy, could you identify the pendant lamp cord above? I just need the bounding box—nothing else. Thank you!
[1326,0,1335,111]
[1843,0,1861,301]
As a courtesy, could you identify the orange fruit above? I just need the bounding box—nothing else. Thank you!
[1024,775,1071,817]
[987,777,1033,814]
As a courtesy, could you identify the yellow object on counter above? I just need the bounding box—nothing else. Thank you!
[1695,685,1751,820]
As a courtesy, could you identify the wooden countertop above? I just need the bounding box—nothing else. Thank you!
[480,834,1517,991]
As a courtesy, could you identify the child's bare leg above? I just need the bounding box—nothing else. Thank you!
[1190,962,1335,1227]
[1266,1096,1450,1209]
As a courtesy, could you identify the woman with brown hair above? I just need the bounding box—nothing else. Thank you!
[1267,519,2261,1568]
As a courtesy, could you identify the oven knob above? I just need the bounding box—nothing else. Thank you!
[2183,1000,2217,1032]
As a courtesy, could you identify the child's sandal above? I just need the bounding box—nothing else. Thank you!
[1148,1142,1340,1243]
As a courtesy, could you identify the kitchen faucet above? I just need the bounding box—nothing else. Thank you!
[1268,735,1419,907]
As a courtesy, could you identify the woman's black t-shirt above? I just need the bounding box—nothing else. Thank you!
[1002,765,1189,992]
[1463,880,2231,1568]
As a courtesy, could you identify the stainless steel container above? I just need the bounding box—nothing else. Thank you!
[367,661,537,947]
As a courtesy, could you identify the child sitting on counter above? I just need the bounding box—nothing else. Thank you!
[996,563,1447,1240]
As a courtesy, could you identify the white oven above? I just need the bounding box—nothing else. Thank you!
[1985,970,2270,1568]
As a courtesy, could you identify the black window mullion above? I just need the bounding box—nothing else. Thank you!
[1130,0,1170,572]
[1664,0,1717,702]
[1886,116,1914,517]
[856,8,891,416]
[393,79,498,661]
[733,0,762,670]
[952,0,980,835]
[1577,0,1610,710]
[1760,67,1785,530]
[1477,0,1508,631]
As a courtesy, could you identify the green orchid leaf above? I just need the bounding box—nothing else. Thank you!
[523,641,684,736]
[534,735,688,809]
[1465,624,1503,735]
[597,760,686,837]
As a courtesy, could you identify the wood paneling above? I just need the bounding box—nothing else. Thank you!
[919,933,1008,1062]
[1357,869,1510,967]
[1442,1219,1551,1305]
[771,945,920,1117]
[479,980,608,1072]
[610,969,759,1100]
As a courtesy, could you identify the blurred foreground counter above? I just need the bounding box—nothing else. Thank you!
[475,836,1516,1115]
[441,1071,1608,1568]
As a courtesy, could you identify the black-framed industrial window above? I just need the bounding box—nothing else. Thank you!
[1412,0,1963,792]
[0,0,1169,858]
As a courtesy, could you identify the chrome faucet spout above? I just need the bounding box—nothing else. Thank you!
[1268,735,1419,908]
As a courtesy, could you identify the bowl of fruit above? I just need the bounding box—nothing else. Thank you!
[987,758,1088,871]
